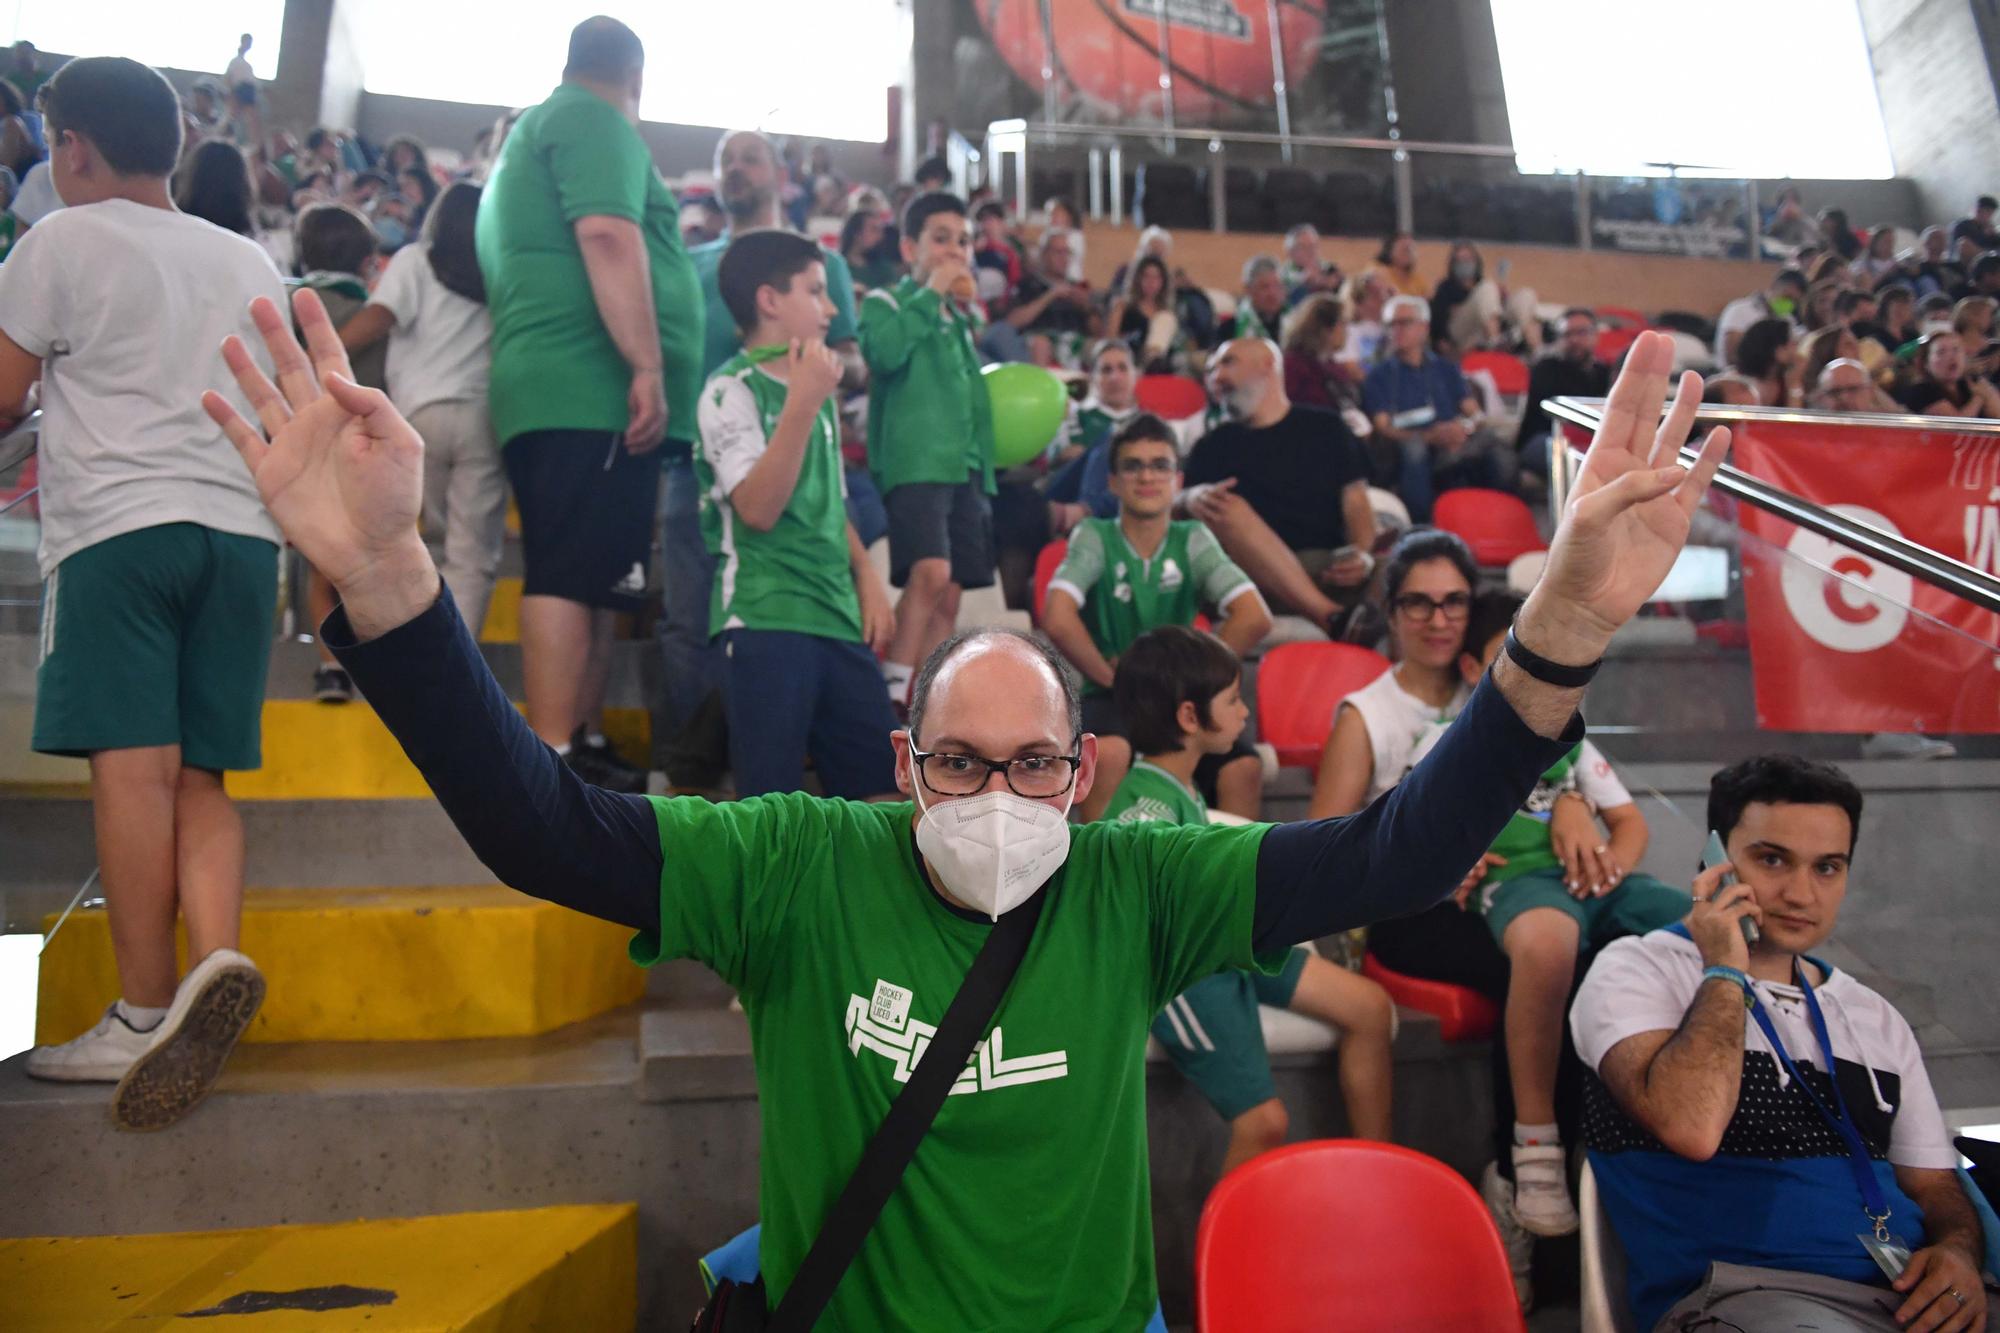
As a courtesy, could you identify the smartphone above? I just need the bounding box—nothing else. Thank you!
[1702,830,1760,946]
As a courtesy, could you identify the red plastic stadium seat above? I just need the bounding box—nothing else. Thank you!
[1032,539,1068,622]
[1594,324,1644,365]
[1255,642,1391,769]
[1434,488,1547,567]
[1361,953,1499,1042]
[1462,350,1530,397]
[1196,1140,1527,1333]
[1135,373,1208,420]
[1596,305,1649,329]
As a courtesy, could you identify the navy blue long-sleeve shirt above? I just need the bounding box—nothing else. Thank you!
[326,588,1581,949]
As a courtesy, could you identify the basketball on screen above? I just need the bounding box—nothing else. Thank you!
[975,0,1326,123]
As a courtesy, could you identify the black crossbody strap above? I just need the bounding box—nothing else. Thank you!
[766,888,1047,1332]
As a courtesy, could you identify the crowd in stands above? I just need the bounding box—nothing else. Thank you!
[4,24,1997,1331]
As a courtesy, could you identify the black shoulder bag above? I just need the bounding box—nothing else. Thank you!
[692,888,1047,1332]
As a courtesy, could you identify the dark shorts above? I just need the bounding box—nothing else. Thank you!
[35,523,277,771]
[503,429,665,613]
[1151,946,1312,1121]
[1079,692,1259,803]
[721,629,898,799]
[882,475,995,590]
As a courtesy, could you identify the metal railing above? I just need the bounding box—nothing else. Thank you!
[1544,397,2000,617]
[982,118,1765,252]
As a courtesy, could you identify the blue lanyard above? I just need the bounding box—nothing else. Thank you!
[1744,964,1893,1240]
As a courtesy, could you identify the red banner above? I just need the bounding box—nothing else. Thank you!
[1730,419,2000,734]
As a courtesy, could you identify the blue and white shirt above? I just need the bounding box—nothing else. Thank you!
[1571,928,1957,1330]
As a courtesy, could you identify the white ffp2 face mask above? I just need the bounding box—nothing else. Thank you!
[913,785,1073,921]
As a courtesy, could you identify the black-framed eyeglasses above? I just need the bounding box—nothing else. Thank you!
[911,749,1082,798]
[1391,591,1473,622]
[1115,456,1176,476]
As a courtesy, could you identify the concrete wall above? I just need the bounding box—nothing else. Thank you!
[1858,0,2000,223]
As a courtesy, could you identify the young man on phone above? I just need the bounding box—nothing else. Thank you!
[1572,756,1991,1332]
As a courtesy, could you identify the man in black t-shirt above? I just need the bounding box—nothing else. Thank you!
[1180,338,1377,636]
[1516,308,1611,479]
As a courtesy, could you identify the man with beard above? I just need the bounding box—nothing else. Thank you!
[662,129,868,790]
[1516,308,1611,482]
[1178,338,1377,637]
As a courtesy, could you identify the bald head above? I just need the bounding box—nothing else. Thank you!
[564,16,644,119]
[715,129,780,225]
[1206,337,1285,423]
[1815,358,1874,411]
[906,631,1078,752]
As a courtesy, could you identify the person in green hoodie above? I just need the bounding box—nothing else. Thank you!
[860,190,994,711]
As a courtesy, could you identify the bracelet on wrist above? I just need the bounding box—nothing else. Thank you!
[1701,965,1755,1005]
[1502,624,1603,688]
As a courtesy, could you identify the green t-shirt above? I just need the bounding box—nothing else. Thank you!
[1479,744,1581,891]
[859,276,994,494]
[475,83,703,448]
[631,792,1268,1330]
[693,348,860,642]
[690,233,859,381]
[1047,517,1258,694]
[1104,759,1208,827]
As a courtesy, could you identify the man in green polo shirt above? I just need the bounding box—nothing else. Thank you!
[662,129,867,790]
[860,190,996,713]
[1042,414,1271,820]
[474,16,702,791]
[694,230,896,798]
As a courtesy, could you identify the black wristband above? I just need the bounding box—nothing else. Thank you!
[1503,625,1602,688]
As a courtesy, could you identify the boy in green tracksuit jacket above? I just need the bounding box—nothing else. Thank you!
[859,190,995,709]
[1103,625,1396,1175]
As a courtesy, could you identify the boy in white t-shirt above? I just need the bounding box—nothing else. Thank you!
[0,58,280,1128]
[338,180,505,636]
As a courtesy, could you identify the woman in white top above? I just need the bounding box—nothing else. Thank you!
[338,181,505,634]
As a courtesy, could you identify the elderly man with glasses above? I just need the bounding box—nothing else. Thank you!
[1363,293,1515,521]
[208,296,1726,1331]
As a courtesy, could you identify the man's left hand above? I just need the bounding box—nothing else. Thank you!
[1322,550,1372,588]
[1892,1241,1987,1332]
[1517,331,1730,667]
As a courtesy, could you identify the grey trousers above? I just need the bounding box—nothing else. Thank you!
[1656,1260,1999,1332]
[410,398,506,638]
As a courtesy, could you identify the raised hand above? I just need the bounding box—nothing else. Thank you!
[201,288,438,639]
[1520,331,1729,665]
[787,338,843,414]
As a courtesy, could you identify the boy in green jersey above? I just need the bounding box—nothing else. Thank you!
[860,190,995,711]
[1445,592,1690,1235]
[1106,625,1396,1174]
[697,231,898,798]
[1043,414,1271,821]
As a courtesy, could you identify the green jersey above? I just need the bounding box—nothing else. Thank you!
[693,349,859,642]
[475,83,703,448]
[1104,759,1208,826]
[633,792,1268,1331]
[1048,517,1258,693]
[690,234,859,381]
[859,277,994,494]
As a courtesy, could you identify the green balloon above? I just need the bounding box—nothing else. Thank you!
[982,362,1070,468]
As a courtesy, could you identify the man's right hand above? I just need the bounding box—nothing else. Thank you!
[1187,477,1241,525]
[1426,420,1469,452]
[625,366,668,453]
[1686,863,1760,971]
[203,289,438,641]
[786,338,843,415]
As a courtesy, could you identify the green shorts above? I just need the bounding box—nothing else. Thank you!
[1151,945,1311,1121]
[1480,865,1692,949]
[35,523,278,772]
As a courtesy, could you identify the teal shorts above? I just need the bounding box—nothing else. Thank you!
[35,523,278,772]
[1480,865,1691,949]
[1151,945,1311,1121]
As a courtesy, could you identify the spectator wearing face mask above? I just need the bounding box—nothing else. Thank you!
[1715,268,1806,365]
[1362,295,1512,521]
[1181,337,1377,640]
[1429,240,1537,356]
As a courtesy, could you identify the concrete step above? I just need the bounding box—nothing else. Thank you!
[0,1203,637,1330]
[262,635,656,708]
[36,886,646,1046]
[0,996,1494,1330]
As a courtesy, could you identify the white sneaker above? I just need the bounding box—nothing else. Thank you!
[1480,1160,1535,1313]
[111,948,265,1132]
[1510,1142,1580,1236]
[24,1003,159,1082]
[1860,733,1955,761]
